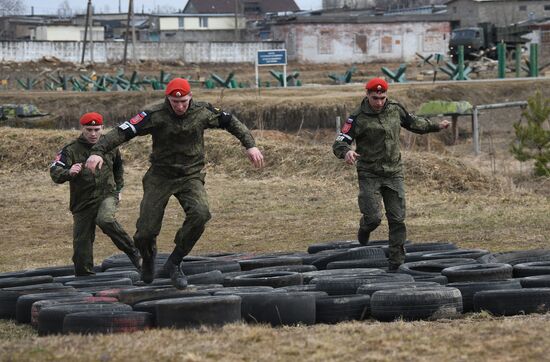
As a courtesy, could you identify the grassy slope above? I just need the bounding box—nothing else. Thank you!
[0,119,549,360]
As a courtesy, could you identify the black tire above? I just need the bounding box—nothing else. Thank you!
[423,249,490,260]
[30,296,117,328]
[404,252,437,263]
[398,258,477,276]
[23,266,75,278]
[0,271,28,279]
[447,279,522,313]
[187,270,224,285]
[94,286,141,299]
[118,286,209,305]
[224,272,303,288]
[486,249,550,266]
[442,263,513,283]
[312,247,387,270]
[0,276,53,289]
[65,278,134,289]
[371,287,463,321]
[155,295,241,328]
[307,240,361,254]
[0,283,72,319]
[101,253,168,272]
[356,282,441,296]
[412,275,448,285]
[314,274,415,295]
[54,270,141,284]
[177,260,241,276]
[473,288,550,316]
[247,265,317,273]
[520,275,550,288]
[231,291,315,326]
[327,258,388,270]
[276,284,319,292]
[134,279,174,287]
[238,256,302,271]
[404,242,458,253]
[513,262,550,278]
[63,311,153,334]
[38,302,132,335]
[315,294,370,323]
[302,268,384,284]
[15,291,92,324]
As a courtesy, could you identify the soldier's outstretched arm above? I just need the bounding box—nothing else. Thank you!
[333,115,357,160]
[396,103,440,134]
[86,111,154,173]
[50,147,73,183]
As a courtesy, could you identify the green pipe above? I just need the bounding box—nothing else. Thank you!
[497,42,506,79]
[530,43,539,77]
[458,45,464,80]
[515,44,521,78]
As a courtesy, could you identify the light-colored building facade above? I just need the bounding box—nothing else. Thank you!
[271,15,450,63]
[32,25,104,41]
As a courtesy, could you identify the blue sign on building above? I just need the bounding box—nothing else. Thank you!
[257,49,287,65]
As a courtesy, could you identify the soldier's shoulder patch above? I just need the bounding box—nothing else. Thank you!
[129,111,148,125]
[341,116,356,134]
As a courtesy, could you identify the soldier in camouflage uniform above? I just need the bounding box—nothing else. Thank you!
[50,112,141,276]
[85,78,264,288]
[332,78,450,270]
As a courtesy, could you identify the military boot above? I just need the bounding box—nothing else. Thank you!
[163,246,188,290]
[126,249,142,272]
[140,248,156,284]
[357,227,370,246]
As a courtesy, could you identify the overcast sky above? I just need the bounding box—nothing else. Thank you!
[22,0,323,15]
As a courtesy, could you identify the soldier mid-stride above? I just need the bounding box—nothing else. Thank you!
[332,78,450,271]
[85,78,264,289]
[50,112,142,276]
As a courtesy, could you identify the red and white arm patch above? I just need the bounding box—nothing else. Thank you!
[129,111,148,125]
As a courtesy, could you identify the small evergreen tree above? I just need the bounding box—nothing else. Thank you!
[510,91,550,176]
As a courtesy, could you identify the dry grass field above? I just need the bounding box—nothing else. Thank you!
[0,80,549,361]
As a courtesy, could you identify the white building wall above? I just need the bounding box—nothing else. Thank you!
[33,26,104,41]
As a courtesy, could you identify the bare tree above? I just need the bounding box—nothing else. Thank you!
[0,0,25,16]
[57,0,73,18]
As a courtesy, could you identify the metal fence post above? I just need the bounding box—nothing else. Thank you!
[473,106,480,156]
[336,116,341,134]
[497,42,506,79]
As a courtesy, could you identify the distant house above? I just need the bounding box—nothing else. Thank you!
[73,13,150,40]
[0,16,54,40]
[270,11,451,62]
[149,13,246,41]
[32,24,104,41]
[446,0,550,28]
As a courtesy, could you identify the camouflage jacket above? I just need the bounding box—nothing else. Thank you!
[333,98,441,177]
[50,135,124,213]
[90,98,256,178]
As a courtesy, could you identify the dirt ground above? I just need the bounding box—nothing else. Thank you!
[0,77,549,360]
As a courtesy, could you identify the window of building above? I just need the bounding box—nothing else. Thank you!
[545,5,550,10]
[199,17,208,28]
[354,34,367,54]
[381,35,392,53]
[318,32,333,54]
[519,5,527,11]
[178,17,184,29]
[452,6,457,13]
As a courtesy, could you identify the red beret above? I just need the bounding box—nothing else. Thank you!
[365,78,388,93]
[80,112,103,126]
[165,78,191,97]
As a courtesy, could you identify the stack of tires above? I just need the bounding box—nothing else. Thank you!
[1,242,550,335]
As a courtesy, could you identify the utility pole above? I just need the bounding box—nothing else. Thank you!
[118,0,121,13]
[81,0,92,64]
[123,0,132,69]
[234,0,240,41]
[90,3,94,64]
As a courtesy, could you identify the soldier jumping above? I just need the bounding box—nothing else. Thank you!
[84,78,264,289]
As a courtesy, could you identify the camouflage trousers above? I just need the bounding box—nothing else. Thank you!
[133,168,211,260]
[72,196,137,276]
[357,174,407,267]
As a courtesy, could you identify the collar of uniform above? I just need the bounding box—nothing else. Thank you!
[360,97,389,115]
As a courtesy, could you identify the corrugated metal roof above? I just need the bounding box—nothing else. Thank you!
[184,0,300,14]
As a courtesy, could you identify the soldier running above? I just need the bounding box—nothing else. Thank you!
[84,78,264,288]
[50,112,142,276]
[332,78,450,271]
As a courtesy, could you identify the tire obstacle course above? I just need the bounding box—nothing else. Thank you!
[2,241,550,335]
